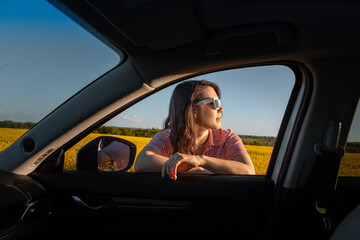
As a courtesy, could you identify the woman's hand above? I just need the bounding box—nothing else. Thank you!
[161,152,202,180]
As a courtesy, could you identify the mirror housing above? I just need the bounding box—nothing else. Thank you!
[76,136,136,172]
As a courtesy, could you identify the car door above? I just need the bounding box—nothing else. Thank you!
[23,64,303,239]
[30,171,274,238]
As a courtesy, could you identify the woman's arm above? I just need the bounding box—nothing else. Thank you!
[162,152,255,180]
[135,146,211,175]
[199,154,255,175]
[136,146,255,179]
[134,145,169,173]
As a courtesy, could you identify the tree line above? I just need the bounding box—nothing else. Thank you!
[2,120,358,149]
[239,135,277,146]
[0,120,162,138]
[0,120,278,145]
[93,126,161,138]
[0,120,36,129]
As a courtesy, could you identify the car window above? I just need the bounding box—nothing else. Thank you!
[340,100,360,177]
[0,0,121,152]
[64,65,295,175]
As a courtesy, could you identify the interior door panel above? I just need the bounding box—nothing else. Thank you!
[30,171,274,238]
[0,170,50,239]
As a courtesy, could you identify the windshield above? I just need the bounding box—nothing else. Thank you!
[0,0,121,149]
[0,0,120,124]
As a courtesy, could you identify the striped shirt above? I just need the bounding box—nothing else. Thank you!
[147,128,249,160]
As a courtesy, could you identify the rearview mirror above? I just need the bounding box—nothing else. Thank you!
[76,136,136,172]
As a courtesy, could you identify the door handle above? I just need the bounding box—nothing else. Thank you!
[72,196,103,210]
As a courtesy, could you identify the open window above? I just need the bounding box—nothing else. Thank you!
[63,65,296,176]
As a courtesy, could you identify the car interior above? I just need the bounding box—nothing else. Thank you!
[0,0,359,239]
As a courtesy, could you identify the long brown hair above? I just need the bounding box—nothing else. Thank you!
[163,80,221,154]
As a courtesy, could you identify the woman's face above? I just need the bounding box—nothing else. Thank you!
[195,86,224,130]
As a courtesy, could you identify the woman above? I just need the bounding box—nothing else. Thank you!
[135,80,255,180]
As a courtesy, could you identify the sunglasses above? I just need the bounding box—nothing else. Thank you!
[196,98,222,110]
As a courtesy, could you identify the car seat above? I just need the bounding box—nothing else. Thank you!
[330,204,360,240]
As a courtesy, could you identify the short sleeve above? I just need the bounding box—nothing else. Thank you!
[225,131,249,160]
[146,129,173,158]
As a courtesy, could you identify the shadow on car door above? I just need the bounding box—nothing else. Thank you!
[30,169,274,238]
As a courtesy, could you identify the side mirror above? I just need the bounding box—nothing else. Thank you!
[76,136,136,172]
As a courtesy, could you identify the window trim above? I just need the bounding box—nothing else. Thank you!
[57,62,303,176]
[267,63,313,185]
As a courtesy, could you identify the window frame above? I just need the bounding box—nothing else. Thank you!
[57,62,308,182]
[267,63,313,184]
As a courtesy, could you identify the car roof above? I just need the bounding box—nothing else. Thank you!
[52,0,360,87]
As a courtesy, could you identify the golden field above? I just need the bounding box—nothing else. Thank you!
[63,133,274,174]
[0,128,359,176]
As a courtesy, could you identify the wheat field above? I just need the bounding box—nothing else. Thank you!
[63,133,273,174]
[0,128,359,176]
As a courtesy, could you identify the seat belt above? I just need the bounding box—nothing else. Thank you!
[314,119,345,232]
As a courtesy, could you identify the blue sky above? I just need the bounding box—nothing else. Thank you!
[0,0,120,122]
[107,66,296,136]
[1,0,359,141]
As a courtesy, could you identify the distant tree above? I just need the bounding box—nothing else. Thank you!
[90,125,161,138]
[0,121,164,138]
[252,140,263,146]
[0,120,36,129]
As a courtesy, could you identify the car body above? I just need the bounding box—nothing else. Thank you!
[0,0,359,239]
